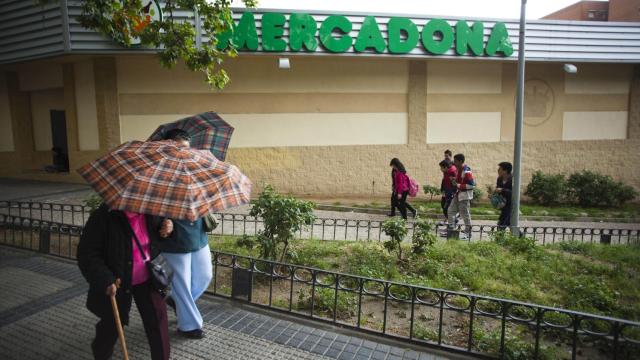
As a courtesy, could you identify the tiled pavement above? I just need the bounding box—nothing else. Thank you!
[0,246,458,360]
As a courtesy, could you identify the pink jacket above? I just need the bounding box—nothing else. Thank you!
[393,169,410,194]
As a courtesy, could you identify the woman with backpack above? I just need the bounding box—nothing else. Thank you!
[389,158,417,220]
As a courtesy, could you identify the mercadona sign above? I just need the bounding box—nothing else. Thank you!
[217,13,514,57]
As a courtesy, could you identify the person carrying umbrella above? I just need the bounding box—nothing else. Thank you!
[155,129,214,339]
[76,138,251,357]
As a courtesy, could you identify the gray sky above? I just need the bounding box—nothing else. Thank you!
[249,0,596,20]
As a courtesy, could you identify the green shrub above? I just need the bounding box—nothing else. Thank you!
[248,185,315,261]
[567,170,638,207]
[411,218,437,254]
[422,184,441,201]
[525,171,566,206]
[382,217,408,260]
[346,243,398,279]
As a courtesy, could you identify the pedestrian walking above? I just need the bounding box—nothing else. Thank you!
[388,158,417,220]
[77,205,170,360]
[444,149,453,162]
[494,162,513,229]
[447,154,476,240]
[439,159,457,222]
[159,129,213,340]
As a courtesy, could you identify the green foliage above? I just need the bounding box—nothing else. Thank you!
[471,187,484,205]
[422,184,441,200]
[491,231,537,255]
[297,287,357,319]
[248,185,315,261]
[346,243,399,279]
[567,170,638,207]
[38,0,257,89]
[525,170,567,206]
[413,324,438,342]
[83,192,103,213]
[411,218,436,254]
[564,276,617,313]
[473,327,559,360]
[382,217,408,260]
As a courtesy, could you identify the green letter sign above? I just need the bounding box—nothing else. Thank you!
[354,16,386,53]
[217,12,514,58]
[486,22,514,56]
[455,21,484,56]
[421,19,454,55]
[319,15,353,53]
[289,13,318,51]
[262,13,287,52]
[387,17,419,54]
[216,12,258,51]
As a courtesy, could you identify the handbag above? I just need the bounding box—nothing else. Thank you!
[203,213,218,232]
[490,193,507,210]
[131,230,174,293]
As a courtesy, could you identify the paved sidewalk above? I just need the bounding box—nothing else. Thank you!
[0,246,455,360]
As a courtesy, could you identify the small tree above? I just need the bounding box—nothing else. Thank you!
[246,185,315,261]
[423,184,441,201]
[38,0,258,89]
[382,217,407,261]
[411,218,437,254]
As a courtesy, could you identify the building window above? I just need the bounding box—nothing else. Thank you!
[587,10,608,20]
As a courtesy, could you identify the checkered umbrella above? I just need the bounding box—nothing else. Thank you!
[77,140,251,221]
[148,112,234,161]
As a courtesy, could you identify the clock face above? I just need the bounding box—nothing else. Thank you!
[518,79,555,127]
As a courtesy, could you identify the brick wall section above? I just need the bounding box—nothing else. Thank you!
[226,139,640,197]
[629,64,640,140]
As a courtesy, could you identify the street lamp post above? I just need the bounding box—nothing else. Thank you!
[511,0,527,236]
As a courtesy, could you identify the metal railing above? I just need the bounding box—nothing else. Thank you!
[1,200,639,245]
[0,215,639,359]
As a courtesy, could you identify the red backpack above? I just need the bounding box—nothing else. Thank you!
[408,175,420,197]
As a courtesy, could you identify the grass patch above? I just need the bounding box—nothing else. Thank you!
[210,235,640,321]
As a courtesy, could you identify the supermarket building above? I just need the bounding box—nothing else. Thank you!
[1,2,640,197]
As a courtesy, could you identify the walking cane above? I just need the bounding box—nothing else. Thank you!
[110,279,129,360]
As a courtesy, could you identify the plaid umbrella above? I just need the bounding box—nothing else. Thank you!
[77,140,251,221]
[148,112,234,161]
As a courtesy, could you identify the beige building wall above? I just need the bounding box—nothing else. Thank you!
[1,55,638,195]
[29,89,65,151]
[74,61,100,151]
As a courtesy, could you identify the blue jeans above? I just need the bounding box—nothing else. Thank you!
[162,245,213,331]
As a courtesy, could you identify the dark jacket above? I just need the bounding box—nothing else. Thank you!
[156,218,208,254]
[497,175,513,208]
[77,204,162,324]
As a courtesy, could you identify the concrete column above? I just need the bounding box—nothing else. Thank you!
[628,64,640,139]
[407,61,427,146]
[93,57,120,150]
[6,72,34,171]
[62,64,79,152]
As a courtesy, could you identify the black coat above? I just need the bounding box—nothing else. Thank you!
[77,204,162,324]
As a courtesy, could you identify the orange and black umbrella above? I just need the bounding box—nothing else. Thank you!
[77,140,251,221]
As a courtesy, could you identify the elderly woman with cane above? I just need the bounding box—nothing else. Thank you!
[77,204,171,360]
